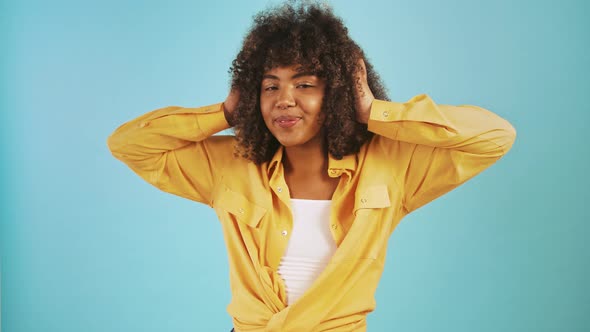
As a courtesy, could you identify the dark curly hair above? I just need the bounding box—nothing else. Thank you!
[230,0,389,164]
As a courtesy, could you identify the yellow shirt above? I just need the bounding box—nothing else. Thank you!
[107,94,516,331]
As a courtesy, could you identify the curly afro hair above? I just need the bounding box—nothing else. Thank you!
[229,0,389,164]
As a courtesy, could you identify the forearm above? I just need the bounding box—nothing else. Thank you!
[106,102,230,203]
[107,102,229,161]
[367,95,517,157]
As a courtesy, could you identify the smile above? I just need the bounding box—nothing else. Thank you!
[275,117,301,128]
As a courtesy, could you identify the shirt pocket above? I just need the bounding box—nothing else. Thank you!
[334,184,392,261]
[214,184,267,228]
[353,183,391,215]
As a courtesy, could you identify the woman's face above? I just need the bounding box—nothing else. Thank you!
[260,65,326,148]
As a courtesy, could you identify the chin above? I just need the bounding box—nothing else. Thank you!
[275,135,307,148]
[276,139,301,147]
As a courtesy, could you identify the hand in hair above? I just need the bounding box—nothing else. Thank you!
[354,58,375,124]
[223,88,240,127]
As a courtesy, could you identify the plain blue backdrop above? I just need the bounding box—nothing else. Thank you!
[1,0,589,331]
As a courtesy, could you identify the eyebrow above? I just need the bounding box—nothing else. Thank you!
[262,72,317,80]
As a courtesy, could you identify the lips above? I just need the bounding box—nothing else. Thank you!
[275,116,301,128]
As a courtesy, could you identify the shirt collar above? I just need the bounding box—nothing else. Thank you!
[266,146,284,176]
[266,146,357,177]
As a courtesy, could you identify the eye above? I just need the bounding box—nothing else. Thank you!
[297,83,314,89]
[264,86,278,91]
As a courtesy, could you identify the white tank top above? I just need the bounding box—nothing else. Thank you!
[277,199,337,305]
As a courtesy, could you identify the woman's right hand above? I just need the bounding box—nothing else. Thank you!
[223,88,240,126]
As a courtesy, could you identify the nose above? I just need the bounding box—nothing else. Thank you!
[276,87,296,110]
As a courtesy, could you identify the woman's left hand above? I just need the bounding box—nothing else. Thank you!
[354,58,375,124]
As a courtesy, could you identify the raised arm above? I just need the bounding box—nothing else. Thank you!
[354,59,516,213]
[107,102,234,205]
[367,95,516,213]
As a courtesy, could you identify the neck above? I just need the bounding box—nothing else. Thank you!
[283,139,328,177]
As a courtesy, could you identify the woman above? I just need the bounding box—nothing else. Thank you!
[108,2,516,331]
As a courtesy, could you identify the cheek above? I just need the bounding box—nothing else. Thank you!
[261,111,273,127]
[306,96,322,109]
[306,98,325,121]
[259,98,273,122]
[315,114,326,129]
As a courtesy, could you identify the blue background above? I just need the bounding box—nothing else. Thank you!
[2,0,589,331]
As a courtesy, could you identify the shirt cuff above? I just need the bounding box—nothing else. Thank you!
[193,102,231,136]
[367,99,405,139]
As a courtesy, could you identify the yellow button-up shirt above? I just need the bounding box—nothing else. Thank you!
[108,94,516,331]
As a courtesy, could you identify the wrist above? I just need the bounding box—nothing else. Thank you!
[356,97,374,124]
[223,89,240,127]
[223,103,235,127]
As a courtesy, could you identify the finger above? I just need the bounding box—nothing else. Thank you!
[357,58,367,78]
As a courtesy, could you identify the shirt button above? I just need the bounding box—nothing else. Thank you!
[382,111,389,118]
[329,169,340,176]
[277,187,283,193]
[281,230,288,236]
[238,208,244,214]
[360,198,367,204]
[331,224,338,229]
